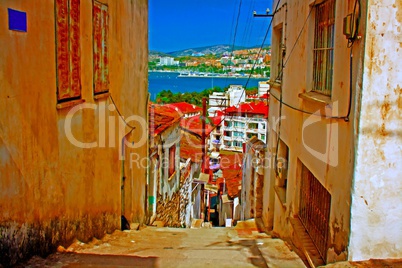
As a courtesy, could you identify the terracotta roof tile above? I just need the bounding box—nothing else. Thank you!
[180,132,203,163]
[149,104,181,136]
[165,102,202,115]
[215,152,243,198]
[180,115,216,137]
[224,101,269,118]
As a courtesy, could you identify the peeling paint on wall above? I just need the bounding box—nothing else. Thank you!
[349,0,402,261]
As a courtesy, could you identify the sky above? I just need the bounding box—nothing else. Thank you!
[149,0,274,53]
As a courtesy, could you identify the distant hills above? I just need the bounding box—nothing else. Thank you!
[168,44,246,57]
[150,44,270,58]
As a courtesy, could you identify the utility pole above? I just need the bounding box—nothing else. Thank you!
[201,97,207,172]
[201,98,207,221]
[253,9,274,18]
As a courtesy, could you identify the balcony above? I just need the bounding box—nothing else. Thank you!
[230,116,247,122]
[246,128,258,134]
[222,126,234,131]
[246,117,265,123]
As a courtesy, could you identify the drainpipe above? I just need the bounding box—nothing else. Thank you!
[201,98,207,172]
[201,98,207,220]
[145,93,150,223]
[121,136,126,216]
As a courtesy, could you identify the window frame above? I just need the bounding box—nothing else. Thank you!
[312,0,336,96]
[93,1,109,95]
[55,0,81,103]
[168,144,176,178]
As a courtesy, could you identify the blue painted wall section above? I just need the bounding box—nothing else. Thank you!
[8,8,27,32]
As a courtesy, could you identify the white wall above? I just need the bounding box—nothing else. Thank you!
[349,0,402,261]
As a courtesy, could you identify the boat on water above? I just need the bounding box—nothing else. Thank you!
[176,71,266,79]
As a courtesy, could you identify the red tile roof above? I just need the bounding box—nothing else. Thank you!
[180,132,203,163]
[224,101,268,118]
[165,102,202,116]
[215,152,243,198]
[180,115,216,137]
[149,104,181,136]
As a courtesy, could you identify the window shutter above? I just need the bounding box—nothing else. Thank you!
[93,1,109,94]
[56,0,81,101]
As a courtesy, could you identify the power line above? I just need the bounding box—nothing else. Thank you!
[109,94,136,130]
[231,0,243,54]
[271,0,354,120]
[210,0,283,145]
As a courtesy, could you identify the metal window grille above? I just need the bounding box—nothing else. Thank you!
[312,0,336,96]
[276,27,284,82]
[299,164,331,261]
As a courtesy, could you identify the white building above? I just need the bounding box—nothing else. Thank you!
[208,85,246,116]
[210,101,268,152]
[228,85,245,106]
[159,56,179,66]
[258,81,270,97]
[208,92,228,116]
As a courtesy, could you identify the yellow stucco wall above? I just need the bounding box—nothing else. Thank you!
[0,0,148,265]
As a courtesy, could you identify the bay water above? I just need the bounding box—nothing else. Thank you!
[148,71,267,101]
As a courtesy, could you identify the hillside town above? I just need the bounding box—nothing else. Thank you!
[1,0,401,267]
[149,47,271,78]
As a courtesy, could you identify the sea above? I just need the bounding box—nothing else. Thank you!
[148,71,268,101]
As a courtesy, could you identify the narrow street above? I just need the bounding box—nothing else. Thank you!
[21,221,306,268]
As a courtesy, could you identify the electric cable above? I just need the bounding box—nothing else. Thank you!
[109,94,136,130]
[210,0,283,151]
[272,0,361,174]
[231,0,243,55]
[271,0,360,121]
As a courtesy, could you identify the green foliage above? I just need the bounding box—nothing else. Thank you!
[245,86,258,95]
[155,87,224,106]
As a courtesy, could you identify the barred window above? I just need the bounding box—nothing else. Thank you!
[274,26,284,82]
[312,0,336,96]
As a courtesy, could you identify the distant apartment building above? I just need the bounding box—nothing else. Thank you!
[208,85,245,116]
[208,92,228,116]
[228,85,246,106]
[159,56,179,66]
[258,81,270,97]
[210,101,268,152]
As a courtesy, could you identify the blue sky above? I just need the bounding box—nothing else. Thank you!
[149,0,274,53]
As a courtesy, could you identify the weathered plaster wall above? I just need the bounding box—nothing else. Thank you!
[179,159,192,227]
[267,0,366,263]
[0,0,148,265]
[153,123,181,226]
[349,0,402,261]
[243,138,265,220]
[158,124,181,198]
